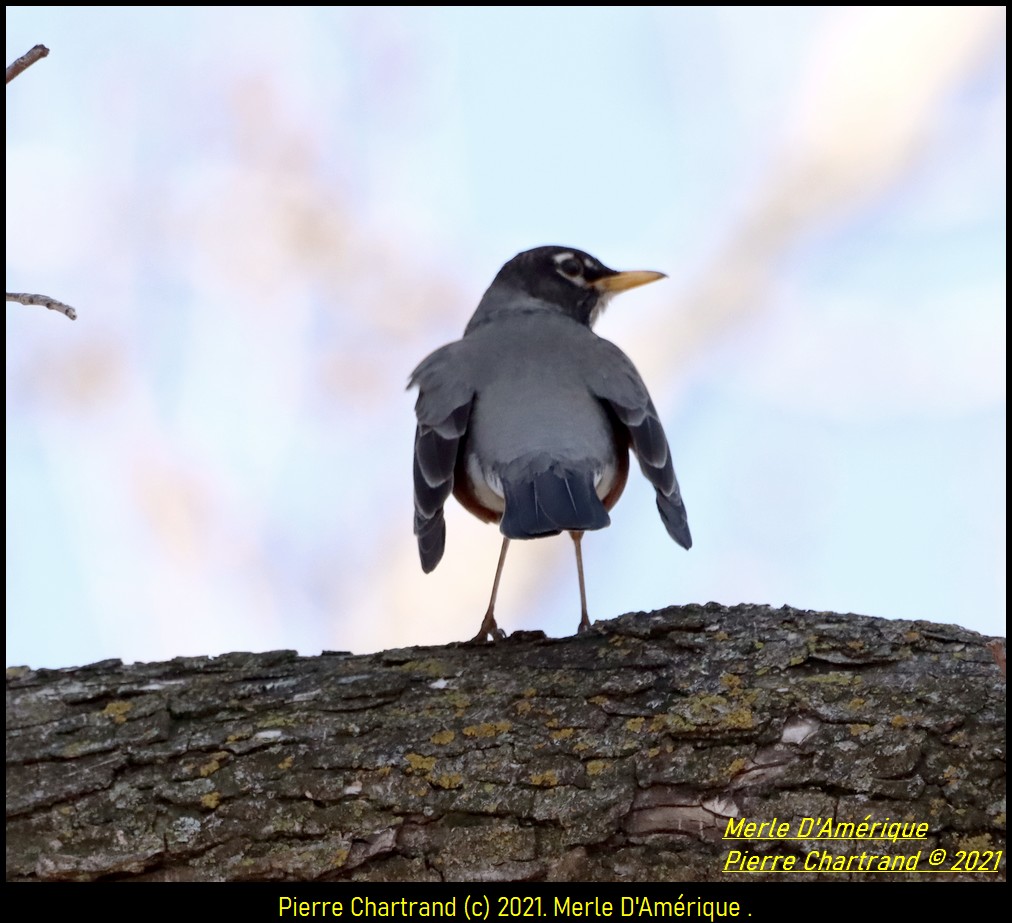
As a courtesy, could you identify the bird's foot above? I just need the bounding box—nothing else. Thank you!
[577,612,593,634]
[468,610,505,645]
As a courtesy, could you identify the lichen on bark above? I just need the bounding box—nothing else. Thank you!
[5,604,1006,881]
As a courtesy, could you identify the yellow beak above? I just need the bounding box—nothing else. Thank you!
[591,269,667,294]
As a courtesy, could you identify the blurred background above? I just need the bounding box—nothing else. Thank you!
[6,7,1005,669]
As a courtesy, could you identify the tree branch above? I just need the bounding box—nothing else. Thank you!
[7,46,80,322]
[6,604,1005,881]
[6,291,78,321]
[6,44,49,85]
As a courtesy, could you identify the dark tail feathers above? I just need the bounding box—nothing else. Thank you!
[500,467,610,539]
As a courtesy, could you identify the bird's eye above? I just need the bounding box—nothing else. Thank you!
[557,257,583,279]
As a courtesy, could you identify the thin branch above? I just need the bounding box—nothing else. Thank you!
[6,45,49,85]
[6,48,79,322]
[6,292,78,321]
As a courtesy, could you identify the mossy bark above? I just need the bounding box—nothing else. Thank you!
[6,604,1006,881]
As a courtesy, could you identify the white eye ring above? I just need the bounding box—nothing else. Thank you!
[553,253,584,280]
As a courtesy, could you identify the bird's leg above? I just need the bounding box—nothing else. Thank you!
[469,536,510,644]
[571,531,592,633]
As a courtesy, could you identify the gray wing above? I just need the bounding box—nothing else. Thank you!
[585,340,691,549]
[409,342,475,572]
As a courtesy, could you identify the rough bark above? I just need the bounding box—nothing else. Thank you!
[5,604,1006,881]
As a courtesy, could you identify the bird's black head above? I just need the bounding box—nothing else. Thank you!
[483,245,665,328]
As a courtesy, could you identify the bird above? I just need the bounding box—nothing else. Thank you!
[410,245,691,643]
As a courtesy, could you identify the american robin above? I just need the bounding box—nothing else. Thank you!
[410,246,691,642]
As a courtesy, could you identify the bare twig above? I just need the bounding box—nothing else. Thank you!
[6,47,79,322]
[6,292,78,321]
[6,45,49,84]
